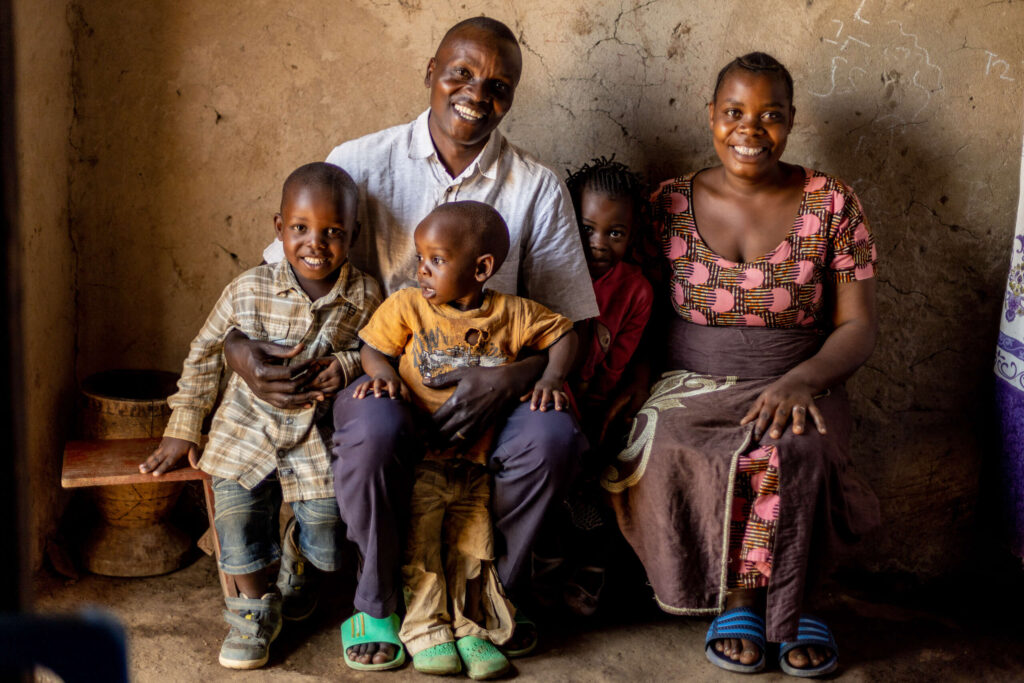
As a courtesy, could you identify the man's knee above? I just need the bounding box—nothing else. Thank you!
[332,377,415,478]
[494,405,585,479]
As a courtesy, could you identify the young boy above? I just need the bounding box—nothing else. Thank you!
[139,162,382,669]
[354,201,576,679]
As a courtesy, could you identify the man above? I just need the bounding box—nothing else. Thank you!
[226,17,597,670]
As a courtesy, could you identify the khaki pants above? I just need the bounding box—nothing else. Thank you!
[398,460,515,655]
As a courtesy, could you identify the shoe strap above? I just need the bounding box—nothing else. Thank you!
[223,609,271,639]
[778,615,838,658]
[706,606,767,650]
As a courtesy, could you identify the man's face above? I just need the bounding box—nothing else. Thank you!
[425,27,522,153]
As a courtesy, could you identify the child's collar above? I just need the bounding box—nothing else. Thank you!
[272,259,365,310]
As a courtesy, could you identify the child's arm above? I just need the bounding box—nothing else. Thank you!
[299,278,386,400]
[353,345,410,401]
[140,437,201,475]
[294,356,344,401]
[523,330,578,412]
[140,278,239,476]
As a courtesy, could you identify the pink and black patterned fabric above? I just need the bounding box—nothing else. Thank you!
[653,168,876,329]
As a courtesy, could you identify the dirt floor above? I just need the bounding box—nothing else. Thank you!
[30,546,1024,682]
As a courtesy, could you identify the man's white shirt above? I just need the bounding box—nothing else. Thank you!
[264,110,598,322]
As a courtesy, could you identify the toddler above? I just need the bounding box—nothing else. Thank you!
[140,162,382,669]
[355,200,575,679]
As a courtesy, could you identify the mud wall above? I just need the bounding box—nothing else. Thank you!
[13,0,76,573]
[16,1,1024,575]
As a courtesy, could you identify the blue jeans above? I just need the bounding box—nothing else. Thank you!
[212,475,344,574]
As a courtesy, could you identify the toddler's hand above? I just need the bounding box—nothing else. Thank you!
[353,376,409,401]
[521,379,568,412]
[139,436,200,476]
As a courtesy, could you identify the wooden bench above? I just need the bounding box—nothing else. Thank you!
[62,437,233,596]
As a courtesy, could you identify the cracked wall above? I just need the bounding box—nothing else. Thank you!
[60,0,1023,577]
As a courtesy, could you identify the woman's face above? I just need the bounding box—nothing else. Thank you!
[708,69,794,181]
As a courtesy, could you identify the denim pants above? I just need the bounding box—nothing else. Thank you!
[212,474,344,574]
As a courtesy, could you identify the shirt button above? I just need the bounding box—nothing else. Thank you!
[280,467,294,476]
[285,418,294,425]
[277,449,286,457]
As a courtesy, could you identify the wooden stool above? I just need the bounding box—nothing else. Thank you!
[61,437,232,595]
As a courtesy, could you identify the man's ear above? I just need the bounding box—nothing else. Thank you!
[707,100,715,130]
[425,57,436,87]
[475,253,495,282]
[274,213,284,239]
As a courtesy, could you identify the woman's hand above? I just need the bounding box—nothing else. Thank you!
[139,437,200,475]
[425,356,546,445]
[741,278,878,442]
[740,376,826,441]
[223,329,324,408]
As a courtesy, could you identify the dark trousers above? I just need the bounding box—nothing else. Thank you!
[331,375,585,618]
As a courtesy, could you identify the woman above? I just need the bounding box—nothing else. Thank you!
[602,53,880,677]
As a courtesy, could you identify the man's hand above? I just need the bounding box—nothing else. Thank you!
[223,329,324,408]
[425,356,546,445]
[139,437,199,476]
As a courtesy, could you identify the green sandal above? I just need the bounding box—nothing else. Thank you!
[340,612,406,672]
[502,610,537,658]
[412,641,461,675]
[456,636,510,680]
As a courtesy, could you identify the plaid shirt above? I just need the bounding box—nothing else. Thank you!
[164,260,382,502]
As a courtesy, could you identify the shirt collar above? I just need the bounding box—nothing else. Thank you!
[410,109,503,181]
[272,259,366,310]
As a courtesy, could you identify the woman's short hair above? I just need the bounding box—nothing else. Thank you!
[712,52,794,105]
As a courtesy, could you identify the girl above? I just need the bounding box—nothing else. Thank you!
[533,158,654,616]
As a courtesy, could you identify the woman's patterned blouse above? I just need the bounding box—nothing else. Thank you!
[652,167,877,329]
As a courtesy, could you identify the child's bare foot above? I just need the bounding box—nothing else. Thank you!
[711,588,764,666]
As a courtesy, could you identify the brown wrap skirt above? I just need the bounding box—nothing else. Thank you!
[601,319,879,642]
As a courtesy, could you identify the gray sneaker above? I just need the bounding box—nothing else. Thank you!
[276,517,319,621]
[218,592,283,669]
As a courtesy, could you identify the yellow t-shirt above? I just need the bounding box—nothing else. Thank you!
[358,287,573,461]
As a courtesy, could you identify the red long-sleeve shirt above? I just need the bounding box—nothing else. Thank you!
[578,261,653,402]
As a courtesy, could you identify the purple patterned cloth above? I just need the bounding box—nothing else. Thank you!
[994,142,1024,558]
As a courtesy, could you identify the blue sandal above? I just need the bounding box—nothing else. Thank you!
[778,615,838,678]
[705,606,767,674]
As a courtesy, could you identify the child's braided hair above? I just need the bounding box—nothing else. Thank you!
[564,155,648,233]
